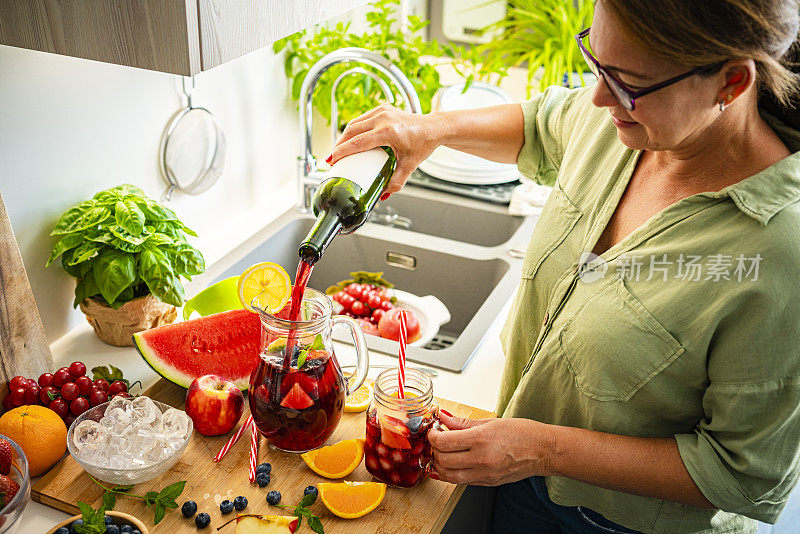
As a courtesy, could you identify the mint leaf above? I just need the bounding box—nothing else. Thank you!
[144,491,159,506]
[157,481,185,501]
[102,492,116,511]
[74,501,108,534]
[153,503,166,525]
[307,515,325,534]
[296,350,308,369]
[299,492,317,508]
[310,334,325,351]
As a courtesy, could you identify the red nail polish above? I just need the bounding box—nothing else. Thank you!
[429,472,440,480]
[325,154,332,163]
[441,409,453,417]
[380,193,391,201]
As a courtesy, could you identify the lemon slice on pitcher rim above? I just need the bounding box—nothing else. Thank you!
[344,380,373,413]
[237,262,291,313]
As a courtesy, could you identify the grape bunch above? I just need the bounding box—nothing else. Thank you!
[3,361,130,428]
[331,283,394,325]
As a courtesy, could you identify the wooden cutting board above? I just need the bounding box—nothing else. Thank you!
[33,379,495,533]
[0,190,54,398]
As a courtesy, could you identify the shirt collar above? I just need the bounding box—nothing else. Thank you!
[700,109,800,225]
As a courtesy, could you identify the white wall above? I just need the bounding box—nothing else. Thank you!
[0,38,304,343]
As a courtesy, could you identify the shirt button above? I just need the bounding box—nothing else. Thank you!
[543,312,550,326]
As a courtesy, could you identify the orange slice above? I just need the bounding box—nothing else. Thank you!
[317,481,386,519]
[344,381,372,413]
[237,262,291,313]
[300,438,364,479]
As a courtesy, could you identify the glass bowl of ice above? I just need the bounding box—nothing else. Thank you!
[67,396,192,485]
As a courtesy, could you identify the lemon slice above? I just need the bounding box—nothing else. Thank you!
[237,262,291,313]
[344,381,373,413]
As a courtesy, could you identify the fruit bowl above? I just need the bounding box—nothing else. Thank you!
[67,399,192,485]
[46,511,149,534]
[0,434,30,534]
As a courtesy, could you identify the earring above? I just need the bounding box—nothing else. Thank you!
[719,94,733,111]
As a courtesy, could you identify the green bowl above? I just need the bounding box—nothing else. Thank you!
[182,275,243,320]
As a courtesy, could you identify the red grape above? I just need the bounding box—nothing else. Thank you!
[74,376,93,396]
[89,388,108,407]
[23,378,38,390]
[23,385,41,405]
[39,386,58,406]
[112,392,131,399]
[2,396,14,413]
[108,381,127,396]
[380,300,394,311]
[339,294,356,312]
[367,294,383,309]
[53,368,71,387]
[345,283,361,298]
[8,376,26,391]
[49,398,69,418]
[68,361,87,378]
[93,379,110,393]
[331,292,344,304]
[70,396,89,416]
[64,414,76,428]
[38,373,54,388]
[8,388,25,407]
[351,301,368,316]
[371,308,386,324]
[360,287,372,301]
[61,382,79,401]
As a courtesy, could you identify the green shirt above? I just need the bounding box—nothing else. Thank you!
[499,86,800,533]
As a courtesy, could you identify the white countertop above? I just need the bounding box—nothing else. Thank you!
[23,287,511,532]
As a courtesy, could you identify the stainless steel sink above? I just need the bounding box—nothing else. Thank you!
[189,186,536,372]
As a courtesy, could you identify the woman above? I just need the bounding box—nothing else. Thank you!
[328,0,800,532]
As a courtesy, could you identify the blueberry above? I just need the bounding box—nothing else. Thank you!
[220,499,234,514]
[104,516,115,525]
[255,462,272,475]
[406,416,423,433]
[181,499,198,517]
[233,496,248,511]
[119,526,132,534]
[195,512,211,528]
[55,529,69,534]
[105,526,119,534]
[303,485,318,504]
[256,473,271,487]
[266,490,281,505]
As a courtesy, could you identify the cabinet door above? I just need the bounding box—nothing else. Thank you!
[197,0,368,71]
[0,0,201,75]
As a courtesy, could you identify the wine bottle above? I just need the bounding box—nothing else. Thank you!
[299,147,396,264]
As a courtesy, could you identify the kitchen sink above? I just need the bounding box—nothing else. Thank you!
[189,187,536,372]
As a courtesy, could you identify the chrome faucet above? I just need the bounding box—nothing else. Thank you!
[297,47,422,211]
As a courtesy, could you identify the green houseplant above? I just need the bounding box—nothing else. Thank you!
[476,0,594,97]
[46,184,205,346]
[274,0,475,130]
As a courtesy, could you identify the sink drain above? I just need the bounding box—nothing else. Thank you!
[424,333,458,351]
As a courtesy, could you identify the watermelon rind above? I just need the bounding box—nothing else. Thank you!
[133,309,262,391]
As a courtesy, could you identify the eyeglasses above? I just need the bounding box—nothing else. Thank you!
[574,28,723,111]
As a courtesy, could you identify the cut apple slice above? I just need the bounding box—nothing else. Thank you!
[235,514,299,533]
[379,415,411,449]
[280,382,314,410]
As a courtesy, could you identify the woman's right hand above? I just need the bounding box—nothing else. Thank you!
[326,103,449,198]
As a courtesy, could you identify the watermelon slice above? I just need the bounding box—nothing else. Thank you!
[133,309,262,391]
[280,383,314,410]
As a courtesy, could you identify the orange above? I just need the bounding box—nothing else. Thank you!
[0,405,67,476]
[300,438,364,479]
[317,481,386,519]
[344,381,372,413]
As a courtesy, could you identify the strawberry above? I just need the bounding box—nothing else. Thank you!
[0,475,19,506]
[0,440,11,476]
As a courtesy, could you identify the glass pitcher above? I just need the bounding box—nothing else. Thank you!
[249,287,369,452]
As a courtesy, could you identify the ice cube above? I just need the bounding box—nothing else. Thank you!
[104,395,132,416]
[72,420,107,450]
[101,407,131,435]
[108,454,127,469]
[130,396,159,426]
[162,408,190,439]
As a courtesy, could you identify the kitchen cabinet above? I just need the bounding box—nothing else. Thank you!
[0,0,368,75]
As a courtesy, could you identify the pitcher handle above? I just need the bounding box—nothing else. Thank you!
[333,315,370,396]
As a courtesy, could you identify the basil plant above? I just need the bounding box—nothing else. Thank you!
[46,184,205,309]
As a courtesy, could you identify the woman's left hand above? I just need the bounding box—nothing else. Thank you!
[427,412,555,486]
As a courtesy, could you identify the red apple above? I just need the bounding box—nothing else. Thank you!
[185,374,244,436]
[377,308,421,343]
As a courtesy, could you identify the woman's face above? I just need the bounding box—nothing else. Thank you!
[589,2,726,152]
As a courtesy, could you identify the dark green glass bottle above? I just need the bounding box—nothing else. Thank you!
[299,147,396,264]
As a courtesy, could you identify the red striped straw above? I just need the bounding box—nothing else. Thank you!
[249,422,259,483]
[397,309,408,399]
[213,415,253,462]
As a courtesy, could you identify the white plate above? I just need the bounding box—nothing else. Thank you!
[419,157,520,185]
[391,289,451,347]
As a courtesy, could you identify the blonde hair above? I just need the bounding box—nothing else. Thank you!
[602,0,800,107]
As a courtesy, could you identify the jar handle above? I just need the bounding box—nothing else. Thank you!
[333,315,370,396]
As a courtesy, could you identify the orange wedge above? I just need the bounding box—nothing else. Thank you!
[300,438,365,479]
[317,481,386,519]
[344,381,372,413]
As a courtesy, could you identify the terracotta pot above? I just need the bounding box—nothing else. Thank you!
[79,294,177,347]
[46,511,149,534]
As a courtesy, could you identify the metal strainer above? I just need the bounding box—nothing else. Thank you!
[159,76,226,200]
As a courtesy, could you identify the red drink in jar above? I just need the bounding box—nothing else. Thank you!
[364,368,438,487]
